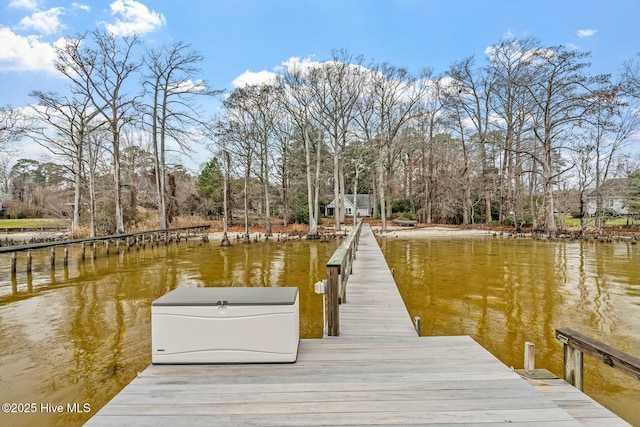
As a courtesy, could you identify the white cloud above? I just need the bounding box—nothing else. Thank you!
[0,26,61,73]
[105,0,166,36]
[577,28,597,38]
[232,70,278,88]
[170,79,207,93]
[277,56,319,74]
[17,7,65,35]
[8,0,40,10]
[71,3,90,12]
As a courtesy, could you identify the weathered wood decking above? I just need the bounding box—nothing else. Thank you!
[335,223,416,338]
[87,223,630,426]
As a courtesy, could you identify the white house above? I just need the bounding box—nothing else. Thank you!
[585,178,629,216]
[325,194,374,218]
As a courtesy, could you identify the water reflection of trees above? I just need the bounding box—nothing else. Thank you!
[384,237,639,426]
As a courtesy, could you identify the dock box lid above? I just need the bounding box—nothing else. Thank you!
[152,287,298,306]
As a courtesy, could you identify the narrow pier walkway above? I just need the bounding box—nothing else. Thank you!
[87,224,630,426]
[335,223,416,337]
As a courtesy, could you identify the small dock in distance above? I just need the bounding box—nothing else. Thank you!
[87,223,630,426]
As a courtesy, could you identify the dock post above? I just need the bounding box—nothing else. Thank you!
[413,316,421,335]
[563,343,584,391]
[11,252,17,276]
[81,243,86,260]
[92,242,97,260]
[524,342,535,370]
[63,246,69,266]
[27,250,32,273]
[327,266,340,336]
[106,241,110,255]
[50,247,55,267]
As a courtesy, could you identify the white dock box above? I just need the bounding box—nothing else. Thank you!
[152,287,299,364]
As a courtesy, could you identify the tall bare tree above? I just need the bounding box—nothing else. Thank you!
[582,83,640,229]
[142,41,213,229]
[358,63,430,231]
[279,64,325,238]
[447,56,495,225]
[55,30,141,233]
[29,92,103,236]
[487,37,539,229]
[520,46,598,237]
[316,50,364,230]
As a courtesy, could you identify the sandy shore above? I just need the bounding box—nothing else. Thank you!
[373,225,495,238]
[203,225,495,242]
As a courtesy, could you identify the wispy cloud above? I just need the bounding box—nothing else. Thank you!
[105,0,166,36]
[577,28,597,38]
[71,3,90,12]
[17,7,65,35]
[8,0,40,11]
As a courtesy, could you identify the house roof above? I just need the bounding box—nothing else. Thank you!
[326,194,373,209]
[586,178,629,198]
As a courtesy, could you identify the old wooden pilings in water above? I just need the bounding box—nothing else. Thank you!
[1,225,210,282]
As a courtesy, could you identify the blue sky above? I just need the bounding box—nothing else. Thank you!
[1,0,639,107]
[1,0,639,167]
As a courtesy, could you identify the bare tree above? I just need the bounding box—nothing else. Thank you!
[582,83,640,229]
[55,30,142,233]
[520,46,598,237]
[0,106,27,154]
[487,37,539,229]
[142,41,215,229]
[358,63,430,231]
[620,53,640,100]
[447,56,495,225]
[316,50,364,230]
[418,78,446,224]
[221,84,279,238]
[29,92,103,236]
[279,65,325,238]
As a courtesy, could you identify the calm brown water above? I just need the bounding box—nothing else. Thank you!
[380,236,640,426]
[1,236,638,426]
[0,239,338,427]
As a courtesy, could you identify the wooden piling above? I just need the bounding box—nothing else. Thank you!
[63,246,69,266]
[11,252,17,275]
[524,342,535,370]
[413,316,421,335]
[92,242,97,260]
[81,242,86,260]
[27,250,32,273]
[50,247,55,267]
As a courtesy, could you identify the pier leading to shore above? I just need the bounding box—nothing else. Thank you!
[86,223,630,426]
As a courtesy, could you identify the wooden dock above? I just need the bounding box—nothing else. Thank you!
[87,223,630,426]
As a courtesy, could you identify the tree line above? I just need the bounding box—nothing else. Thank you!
[0,31,639,239]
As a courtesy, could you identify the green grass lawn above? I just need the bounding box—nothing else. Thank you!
[563,216,634,227]
[0,218,70,229]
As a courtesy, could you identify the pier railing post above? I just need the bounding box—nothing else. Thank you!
[563,343,584,390]
[327,266,340,336]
